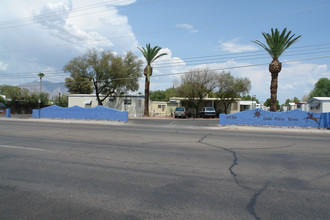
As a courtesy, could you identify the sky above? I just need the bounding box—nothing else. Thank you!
[0,0,330,104]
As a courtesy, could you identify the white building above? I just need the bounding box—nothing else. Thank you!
[287,102,297,111]
[307,97,330,113]
[240,101,259,111]
[68,94,145,117]
[296,102,308,111]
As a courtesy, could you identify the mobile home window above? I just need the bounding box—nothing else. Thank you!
[124,99,132,105]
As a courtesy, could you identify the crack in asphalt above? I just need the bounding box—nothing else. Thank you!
[198,134,251,190]
[308,172,330,183]
[198,135,208,143]
[198,134,267,220]
[246,183,269,220]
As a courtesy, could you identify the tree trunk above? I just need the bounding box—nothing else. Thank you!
[94,82,103,106]
[144,76,150,116]
[96,92,103,106]
[223,102,230,114]
[144,65,152,117]
[269,59,282,112]
[195,106,199,118]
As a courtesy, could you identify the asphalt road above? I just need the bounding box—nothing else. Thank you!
[0,119,330,219]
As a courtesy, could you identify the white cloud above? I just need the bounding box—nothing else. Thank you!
[176,24,198,33]
[33,1,114,51]
[219,38,258,53]
[138,48,186,92]
[0,0,139,87]
[0,61,8,71]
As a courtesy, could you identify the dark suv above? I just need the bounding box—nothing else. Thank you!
[199,107,216,118]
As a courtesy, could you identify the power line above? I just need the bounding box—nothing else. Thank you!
[153,48,330,69]
[154,43,330,64]
[12,55,330,88]
[1,45,330,78]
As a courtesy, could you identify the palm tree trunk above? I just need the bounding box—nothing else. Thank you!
[270,72,278,112]
[269,59,282,112]
[144,76,150,117]
[144,65,152,117]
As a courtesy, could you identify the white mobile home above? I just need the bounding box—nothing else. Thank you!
[68,94,145,117]
[307,97,330,113]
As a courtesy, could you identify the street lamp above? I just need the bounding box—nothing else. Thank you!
[37,72,45,118]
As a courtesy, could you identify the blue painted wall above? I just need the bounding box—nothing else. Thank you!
[219,109,329,128]
[32,105,128,122]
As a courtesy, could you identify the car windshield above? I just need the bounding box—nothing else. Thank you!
[205,107,215,111]
[175,107,185,111]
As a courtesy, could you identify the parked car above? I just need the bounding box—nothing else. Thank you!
[199,107,216,118]
[174,107,187,118]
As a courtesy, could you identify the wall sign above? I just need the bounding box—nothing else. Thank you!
[219,109,329,128]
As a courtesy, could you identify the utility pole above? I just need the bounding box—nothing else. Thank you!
[37,72,45,118]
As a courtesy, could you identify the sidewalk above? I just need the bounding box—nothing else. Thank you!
[1,115,329,134]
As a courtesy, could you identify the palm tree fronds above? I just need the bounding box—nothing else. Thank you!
[138,44,168,64]
[253,28,301,60]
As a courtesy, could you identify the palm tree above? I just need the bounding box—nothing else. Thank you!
[37,72,45,117]
[138,43,167,117]
[253,28,301,112]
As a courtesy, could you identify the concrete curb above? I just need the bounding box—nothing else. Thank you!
[218,125,330,134]
[1,117,329,134]
[0,117,126,126]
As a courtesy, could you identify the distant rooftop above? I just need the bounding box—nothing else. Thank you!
[307,97,330,103]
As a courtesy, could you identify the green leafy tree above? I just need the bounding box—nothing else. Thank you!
[309,77,330,99]
[284,97,300,106]
[284,98,291,106]
[293,97,300,103]
[176,69,218,116]
[0,84,50,113]
[0,85,21,103]
[64,49,142,106]
[138,43,167,116]
[164,87,178,101]
[216,72,251,114]
[150,88,179,101]
[29,91,49,107]
[65,76,93,94]
[253,28,301,112]
[0,95,5,104]
[54,94,68,107]
[64,55,93,94]
[150,90,166,101]
[264,98,280,110]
